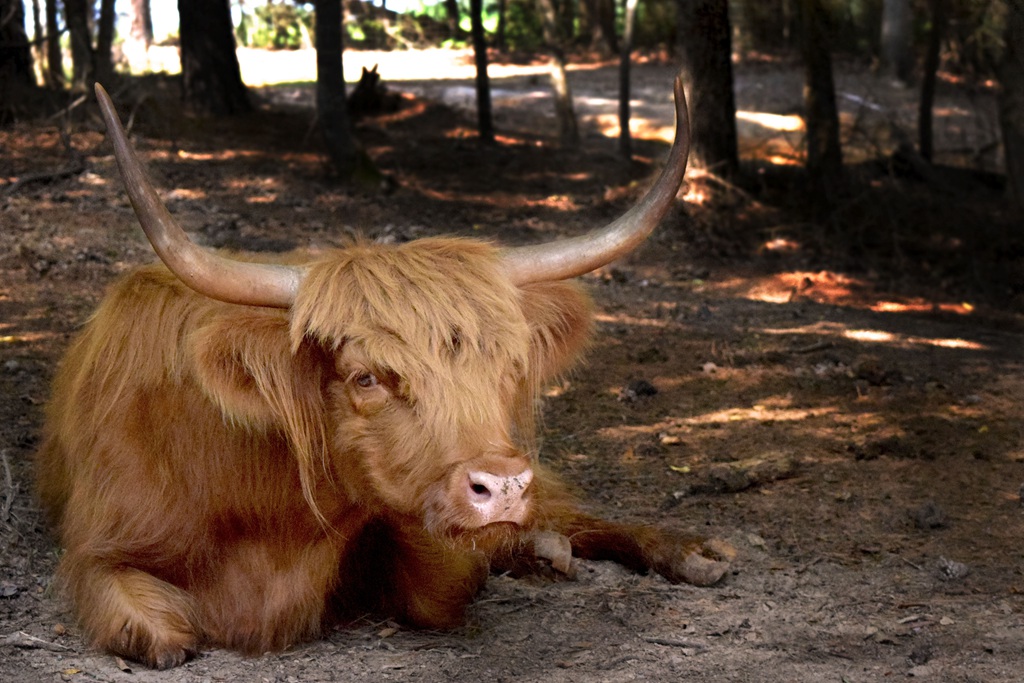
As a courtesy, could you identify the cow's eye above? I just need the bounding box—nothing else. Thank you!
[354,371,379,389]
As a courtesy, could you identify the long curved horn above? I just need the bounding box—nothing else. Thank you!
[95,84,303,308]
[501,74,690,285]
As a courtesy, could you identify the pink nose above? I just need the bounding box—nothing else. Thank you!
[466,468,534,525]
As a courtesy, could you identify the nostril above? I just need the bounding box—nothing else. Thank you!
[467,472,496,503]
[464,468,533,525]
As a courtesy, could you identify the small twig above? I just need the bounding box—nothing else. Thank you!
[47,93,89,122]
[1,162,87,197]
[789,340,834,355]
[0,2,17,31]
[0,631,72,652]
[796,555,824,574]
[126,93,153,136]
[641,636,707,650]
[687,168,766,209]
[899,555,924,571]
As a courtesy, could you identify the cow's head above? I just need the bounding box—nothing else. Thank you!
[93,80,689,543]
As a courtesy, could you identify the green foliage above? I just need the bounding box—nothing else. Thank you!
[824,0,883,55]
[634,0,675,48]
[502,0,544,51]
[947,0,1008,76]
[236,1,313,50]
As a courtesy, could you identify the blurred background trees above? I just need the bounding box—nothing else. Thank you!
[0,0,1022,195]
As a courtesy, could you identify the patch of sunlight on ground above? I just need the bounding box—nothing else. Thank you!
[759,321,988,352]
[736,111,804,132]
[143,46,552,86]
[713,271,974,317]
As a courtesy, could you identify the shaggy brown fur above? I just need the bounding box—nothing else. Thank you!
[37,238,724,670]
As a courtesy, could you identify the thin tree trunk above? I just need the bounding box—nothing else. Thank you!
[619,0,638,158]
[799,0,844,202]
[30,0,44,82]
[537,0,579,147]
[314,0,359,178]
[596,0,618,55]
[469,0,494,142]
[126,0,155,73]
[496,0,507,51]
[179,0,251,115]
[0,0,34,89]
[919,0,947,162]
[676,0,739,177]
[881,0,913,85]
[45,0,63,87]
[998,0,1024,210]
[95,0,116,84]
[65,0,93,89]
[558,0,574,43]
[445,0,461,39]
[580,0,618,55]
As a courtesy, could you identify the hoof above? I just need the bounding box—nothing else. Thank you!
[110,620,198,670]
[530,530,575,577]
[676,539,735,587]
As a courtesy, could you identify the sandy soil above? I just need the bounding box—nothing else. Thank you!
[1,51,1022,682]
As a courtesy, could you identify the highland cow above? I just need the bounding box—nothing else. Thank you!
[35,77,732,670]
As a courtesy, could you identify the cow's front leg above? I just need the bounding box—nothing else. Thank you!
[494,470,734,585]
[491,518,733,586]
[557,516,735,586]
[384,527,490,629]
[61,555,199,670]
[335,520,489,630]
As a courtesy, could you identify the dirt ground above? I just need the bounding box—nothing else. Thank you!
[2,51,1023,682]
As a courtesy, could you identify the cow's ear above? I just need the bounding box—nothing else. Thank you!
[519,281,593,381]
[191,310,326,429]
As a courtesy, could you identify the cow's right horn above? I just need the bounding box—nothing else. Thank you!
[96,84,303,308]
[500,74,690,285]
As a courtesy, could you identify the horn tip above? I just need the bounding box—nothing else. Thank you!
[94,84,115,124]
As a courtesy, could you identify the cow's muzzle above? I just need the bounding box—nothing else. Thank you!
[465,468,534,526]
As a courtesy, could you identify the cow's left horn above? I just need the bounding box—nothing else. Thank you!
[501,74,690,286]
[95,84,303,308]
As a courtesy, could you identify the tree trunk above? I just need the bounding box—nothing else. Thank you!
[738,0,794,54]
[125,0,155,73]
[444,0,461,39]
[30,0,43,81]
[45,0,63,87]
[95,0,116,85]
[581,0,618,55]
[537,0,579,147]
[999,0,1024,211]
[179,0,251,115]
[799,0,844,202]
[558,0,574,43]
[65,0,93,89]
[675,0,739,177]
[880,0,913,86]
[469,0,494,142]
[619,0,638,158]
[919,0,947,162]
[596,0,618,55]
[313,0,359,178]
[496,0,507,51]
[0,0,34,90]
